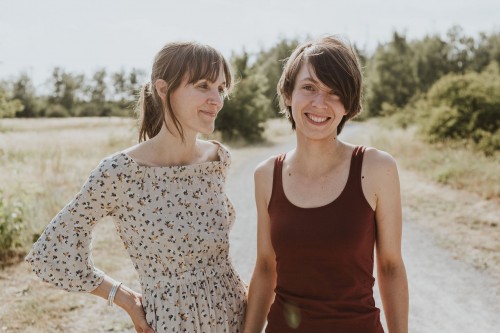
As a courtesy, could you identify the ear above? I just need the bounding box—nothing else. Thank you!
[154,79,168,101]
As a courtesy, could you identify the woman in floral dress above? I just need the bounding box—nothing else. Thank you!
[26,41,247,333]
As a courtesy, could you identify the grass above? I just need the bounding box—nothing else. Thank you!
[347,118,500,200]
[0,117,138,259]
[0,116,498,331]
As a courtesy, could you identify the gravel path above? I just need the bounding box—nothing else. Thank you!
[226,126,500,333]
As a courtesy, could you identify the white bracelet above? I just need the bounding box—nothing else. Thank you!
[107,281,122,306]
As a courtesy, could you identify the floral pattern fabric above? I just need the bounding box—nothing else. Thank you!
[26,141,247,332]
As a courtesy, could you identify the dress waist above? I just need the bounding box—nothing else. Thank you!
[142,259,237,290]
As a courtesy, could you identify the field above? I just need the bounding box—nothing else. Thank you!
[0,117,498,332]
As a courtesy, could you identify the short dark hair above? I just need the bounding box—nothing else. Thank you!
[277,35,363,134]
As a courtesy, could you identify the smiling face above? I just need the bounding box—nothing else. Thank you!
[168,67,227,136]
[288,62,347,141]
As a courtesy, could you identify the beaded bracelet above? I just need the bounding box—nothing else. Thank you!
[107,281,122,306]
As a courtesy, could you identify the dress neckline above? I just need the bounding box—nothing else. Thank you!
[120,140,225,169]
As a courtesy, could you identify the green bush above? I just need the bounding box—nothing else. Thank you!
[0,191,25,257]
[216,53,272,143]
[45,104,70,117]
[420,62,500,153]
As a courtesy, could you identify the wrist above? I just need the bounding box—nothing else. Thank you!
[113,284,140,312]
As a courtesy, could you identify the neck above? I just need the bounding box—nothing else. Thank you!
[291,134,346,175]
[150,125,201,166]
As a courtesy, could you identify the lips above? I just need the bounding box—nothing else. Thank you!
[200,110,217,118]
[305,113,330,123]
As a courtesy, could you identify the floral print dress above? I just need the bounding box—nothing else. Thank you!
[26,141,247,333]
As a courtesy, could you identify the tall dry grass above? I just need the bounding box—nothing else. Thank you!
[0,117,138,251]
[345,119,500,200]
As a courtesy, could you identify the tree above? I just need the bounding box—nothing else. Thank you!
[445,25,476,74]
[251,38,300,116]
[422,62,500,154]
[412,35,451,92]
[365,32,418,115]
[77,69,111,117]
[470,31,500,72]
[0,85,23,118]
[216,52,272,142]
[47,67,84,116]
[11,73,39,117]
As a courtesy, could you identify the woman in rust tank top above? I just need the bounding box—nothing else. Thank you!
[243,36,409,333]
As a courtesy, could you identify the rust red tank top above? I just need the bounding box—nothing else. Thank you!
[266,146,384,333]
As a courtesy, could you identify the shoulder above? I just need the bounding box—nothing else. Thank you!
[363,147,398,171]
[204,139,231,164]
[362,147,399,189]
[87,152,130,182]
[254,154,279,181]
[254,155,280,204]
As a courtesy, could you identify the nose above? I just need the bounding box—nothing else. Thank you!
[208,89,223,107]
[311,91,328,108]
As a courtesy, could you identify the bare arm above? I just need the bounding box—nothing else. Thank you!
[365,149,409,333]
[90,277,154,333]
[243,158,277,333]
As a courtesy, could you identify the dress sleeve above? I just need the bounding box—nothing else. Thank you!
[25,157,120,292]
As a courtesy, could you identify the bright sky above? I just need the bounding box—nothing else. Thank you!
[0,0,498,88]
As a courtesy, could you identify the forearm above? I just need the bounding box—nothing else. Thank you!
[243,268,276,333]
[378,261,409,333]
[90,276,141,313]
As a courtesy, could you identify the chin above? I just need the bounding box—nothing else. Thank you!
[199,126,216,135]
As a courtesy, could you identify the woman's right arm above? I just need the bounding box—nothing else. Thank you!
[90,277,154,333]
[243,159,277,333]
[25,157,154,332]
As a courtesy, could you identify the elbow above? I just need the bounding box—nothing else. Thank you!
[377,257,406,278]
[252,257,277,281]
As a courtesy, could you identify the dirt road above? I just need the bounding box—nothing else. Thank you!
[227,125,500,333]
[2,123,499,332]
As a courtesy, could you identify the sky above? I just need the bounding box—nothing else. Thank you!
[0,0,498,88]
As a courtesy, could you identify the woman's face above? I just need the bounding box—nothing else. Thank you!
[168,67,227,137]
[289,62,347,141]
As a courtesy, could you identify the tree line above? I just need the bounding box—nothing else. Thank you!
[1,25,499,151]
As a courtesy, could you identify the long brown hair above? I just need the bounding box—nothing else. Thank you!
[137,41,233,142]
[277,35,363,135]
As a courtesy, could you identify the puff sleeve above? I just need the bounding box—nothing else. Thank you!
[25,157,121,292]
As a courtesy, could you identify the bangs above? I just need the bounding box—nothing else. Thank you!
[305,45,357,111]
[306,48,345,94]
[186,48,231,88]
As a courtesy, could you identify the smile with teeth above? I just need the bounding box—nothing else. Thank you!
[306,113,330,123]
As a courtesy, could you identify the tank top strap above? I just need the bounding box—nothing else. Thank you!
[269,153,286,207]
[348,145,367,191]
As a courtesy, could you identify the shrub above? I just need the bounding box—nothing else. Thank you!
[0,191,25,257]
[420,63,500,153]
[45,104,70,117]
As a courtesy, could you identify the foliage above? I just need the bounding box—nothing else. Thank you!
[216,52,272,142]
[420,62,500,154]
[1,26,499,145]
[0,84,23,118]
[251,38,300,116]
[0,190,25,256]
[48,67,84,115]
[365,32,418,116]
[11,73,40,117]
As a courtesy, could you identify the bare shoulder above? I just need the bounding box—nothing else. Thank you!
[361,147,400,210]
[254,155,278,182]
[198,139,222,162]
[363,147,398,175]
[254,155,280,203]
